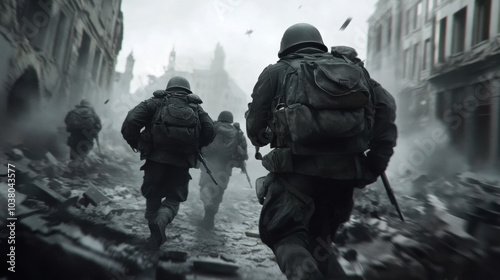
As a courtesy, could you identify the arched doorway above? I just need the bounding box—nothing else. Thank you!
[7,67,40,122]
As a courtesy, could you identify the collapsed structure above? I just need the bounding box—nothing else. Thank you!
[0,0,124,153]
[366,0,500,168]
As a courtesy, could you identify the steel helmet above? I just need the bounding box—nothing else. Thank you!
[217,111,233,123]
[166,76,192,93]
[80,99,91,107]
[278,23,328,58]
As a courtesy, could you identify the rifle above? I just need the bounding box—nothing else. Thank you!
[197,150,218,185]
[240,162,253,188]
[95,135,102,153]
[381,172,405,222]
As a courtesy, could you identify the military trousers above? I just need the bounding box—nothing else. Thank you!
[199,159,233,214]
[259,172,356,280]
[141,160,190,224]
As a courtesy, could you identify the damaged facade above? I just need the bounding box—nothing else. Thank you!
[367,0,500,168]
[133,44,248,123]
[0,0,123,149]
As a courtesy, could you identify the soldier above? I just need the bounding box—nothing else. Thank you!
[121,76,215,249]
[246,23,397,280]
[199,111,248,229]
[64,99,102,166]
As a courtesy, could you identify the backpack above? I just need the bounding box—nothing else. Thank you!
[273,52,375,155]
[150,92,201,154]
[203,122,240,160]
[65,107,97,132]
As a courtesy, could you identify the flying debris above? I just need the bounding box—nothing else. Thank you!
[298,5,302,9]
[104,99,110,104]
[245,29,253,37]
[340,17,353,30]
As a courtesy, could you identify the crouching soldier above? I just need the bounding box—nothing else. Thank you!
[64,99,102,168]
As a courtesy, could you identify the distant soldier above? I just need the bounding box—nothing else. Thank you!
[122,76,215,249]
[199,111,248,229]
[64,99,102,164]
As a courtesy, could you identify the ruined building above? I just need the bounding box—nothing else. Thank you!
[0,0,124,152]
[133,43,248,123]
[367,0,500,168]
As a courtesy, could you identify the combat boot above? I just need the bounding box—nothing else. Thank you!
[202,209,216,230]
[146,220,163,250]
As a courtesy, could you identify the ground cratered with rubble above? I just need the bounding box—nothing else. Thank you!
[1,141,499,280]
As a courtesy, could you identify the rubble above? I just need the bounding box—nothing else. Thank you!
[3,141,500,280]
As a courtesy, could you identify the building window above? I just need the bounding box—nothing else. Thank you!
[387,15,392,45]
[92,48,102,81]
[52,12,70,66]
[405,9,411,35]
[473,0,491,45]
[438,17,447,62]
[77,31,91,70]
[403,48,410,78]
[423,39,431,70]
[452,7,467,54]
[413,43,420,79]
[415,2,423,29]
[375,24,382,52]
[426,0,434,21]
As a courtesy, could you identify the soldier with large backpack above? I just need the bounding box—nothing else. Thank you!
[246,23,397,280]
[121,76,215,249]
[64,99,102,164]
[198,111,248,229]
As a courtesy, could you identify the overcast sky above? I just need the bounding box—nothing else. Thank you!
[115,0,377,96]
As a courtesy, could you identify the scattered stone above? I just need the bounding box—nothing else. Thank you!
[342,249,358,261]
[156,261,189,280]
[22,180,66,206]
[159,251,188,263]
[220,253,236,263]
[245,231,260,238]
[83,186,111,206]
[6,148,24,160]
[44,152,59,166]
[192,259,239,275]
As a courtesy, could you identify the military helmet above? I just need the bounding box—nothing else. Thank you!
[80,99,91,107]
[166,76,192,93]
[278,23,328,58]
[218,111,233,123]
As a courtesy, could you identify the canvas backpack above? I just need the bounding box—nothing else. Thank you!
[272,52,375,155]
[150,92,202,154]
[65,107,97,132]
[203,122,241,160]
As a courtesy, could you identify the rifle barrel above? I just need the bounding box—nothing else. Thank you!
[381,172,405,222]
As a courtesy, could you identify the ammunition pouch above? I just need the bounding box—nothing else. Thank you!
[262,148,294,173]
[138,129,153,160]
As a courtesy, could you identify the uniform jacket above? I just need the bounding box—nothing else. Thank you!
[246,47,397,180]
[121,90,215,168]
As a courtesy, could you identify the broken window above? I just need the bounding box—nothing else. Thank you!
[92,49,102,81]
[19,0,54,51]
[438,17,447,62]
[452,7,467,54]
[77,31,91,71]
[52,11,71,67]
[423,39,431,70]
[473,0,491,45]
